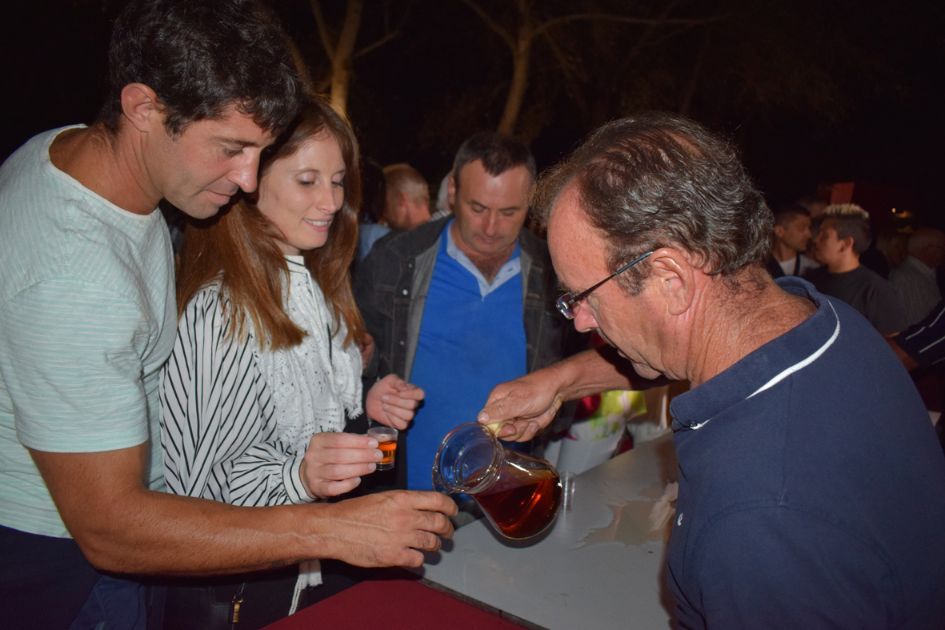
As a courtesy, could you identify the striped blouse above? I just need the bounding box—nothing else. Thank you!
[159,258,363,506]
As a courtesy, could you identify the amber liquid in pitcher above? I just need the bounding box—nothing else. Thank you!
[474,466,562,540]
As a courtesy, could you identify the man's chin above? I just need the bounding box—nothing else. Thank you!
[623,356,662,380]
[175,200,230,220]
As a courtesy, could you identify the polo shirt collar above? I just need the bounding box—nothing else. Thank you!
[444,218,521,298]
[671,277,841,431]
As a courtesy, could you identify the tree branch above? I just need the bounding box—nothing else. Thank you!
[354,30,400,59]
[457,0,515,50]
[532,12,723,40]
[354,2,411,60]
[308,0,335,61]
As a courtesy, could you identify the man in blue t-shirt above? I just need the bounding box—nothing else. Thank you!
[477,113,945,628]
[356,133,574,490]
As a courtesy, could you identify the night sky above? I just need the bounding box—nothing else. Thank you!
[4,0,943,227]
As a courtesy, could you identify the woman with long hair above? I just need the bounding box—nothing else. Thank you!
[159,97,423,627]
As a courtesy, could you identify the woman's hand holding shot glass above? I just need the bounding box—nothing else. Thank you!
[300,374,422,498]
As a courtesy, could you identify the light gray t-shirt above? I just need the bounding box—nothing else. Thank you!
[0,127,175,537]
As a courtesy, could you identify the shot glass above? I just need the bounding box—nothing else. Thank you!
[368,426,398,471]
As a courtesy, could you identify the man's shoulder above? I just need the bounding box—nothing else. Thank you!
[368,217,448,258]
[889,256,928,282]
[853,264,897,291]
[518,225,549,251]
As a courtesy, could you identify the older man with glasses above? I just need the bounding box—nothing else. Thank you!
[478,113,945,628]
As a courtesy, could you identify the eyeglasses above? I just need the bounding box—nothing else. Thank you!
[555,251,654,320]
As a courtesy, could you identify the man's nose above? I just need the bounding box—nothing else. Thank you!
[572,303,597,334]
[483,212,498,236]
[230,155,259,194]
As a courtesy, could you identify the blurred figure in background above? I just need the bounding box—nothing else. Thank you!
[890,226,945,327]
[383,163,431,231]
[356,158,388,262]
[806,203,907,334]
[430,174,452,220]
[772,203,819,276]
[358,163,431,262]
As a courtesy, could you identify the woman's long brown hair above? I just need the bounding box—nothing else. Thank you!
[175,96,365,350]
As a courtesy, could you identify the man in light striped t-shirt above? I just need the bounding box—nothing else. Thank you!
[0,1,455,627]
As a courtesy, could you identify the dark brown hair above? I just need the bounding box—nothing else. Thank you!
[176,96,365,349]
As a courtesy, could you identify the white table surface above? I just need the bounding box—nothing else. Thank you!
[418,432,678,629]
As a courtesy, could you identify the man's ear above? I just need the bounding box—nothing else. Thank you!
[773,225,785,240]
[447,174,457,210]
[648,247,696,316]
[120,83,161,133]
[840,235,855,254]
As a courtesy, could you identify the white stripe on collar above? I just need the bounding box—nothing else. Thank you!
[688,300,841,431]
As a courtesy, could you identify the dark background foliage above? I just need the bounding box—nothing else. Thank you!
[3,0,942,226]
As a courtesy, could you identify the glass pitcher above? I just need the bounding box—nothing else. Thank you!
[432,422,563,541]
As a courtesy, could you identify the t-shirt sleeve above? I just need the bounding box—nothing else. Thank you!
[0,278,150,452]
[686,507,899,628]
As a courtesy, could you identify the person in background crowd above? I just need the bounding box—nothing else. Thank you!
[358,163,432,262]
[890,226,945,327]
[355,158,389,263]
[160,98,430,627]
[875,227,909,271]
[0,2,454,627]
[355,132,575,492]
[383,163,432,231]
[796,194,827,219]
[771,203,819,276]
[477,113,945,628]
[805,203,907,334]
[889,298,945,448]
[430,174,452,220]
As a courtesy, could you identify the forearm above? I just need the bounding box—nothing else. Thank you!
[79,488,323,575]
[33,446,335,576]
[543,347,638,401]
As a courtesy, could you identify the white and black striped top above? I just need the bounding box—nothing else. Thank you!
[159,259,363,506]
[159,287,311,505]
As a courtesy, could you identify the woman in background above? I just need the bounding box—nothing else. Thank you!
[159,97,423,628]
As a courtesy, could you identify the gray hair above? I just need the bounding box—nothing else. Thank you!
[538,112,771,293]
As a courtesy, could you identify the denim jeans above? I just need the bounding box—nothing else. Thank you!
[69,575,148,630]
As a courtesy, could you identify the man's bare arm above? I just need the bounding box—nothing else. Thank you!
[478,347,657,441]
[31,444,456,575]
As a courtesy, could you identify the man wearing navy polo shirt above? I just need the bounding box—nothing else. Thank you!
[355,132,572,491]
[478,113,945,628]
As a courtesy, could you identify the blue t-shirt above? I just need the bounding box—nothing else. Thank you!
[406,228,526,489]
[666,277,945,628]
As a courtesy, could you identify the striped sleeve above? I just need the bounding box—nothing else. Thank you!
[159,289,312,506]
[897,300,945,368]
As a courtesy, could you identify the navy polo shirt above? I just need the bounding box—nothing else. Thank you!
[666,277,945,628]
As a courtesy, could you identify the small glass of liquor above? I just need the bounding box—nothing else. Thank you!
[367,426,398,471]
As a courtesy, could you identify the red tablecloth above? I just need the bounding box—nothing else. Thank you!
[263,577,528,629]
